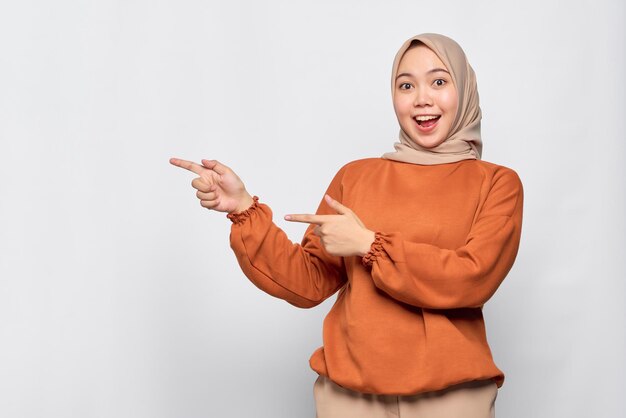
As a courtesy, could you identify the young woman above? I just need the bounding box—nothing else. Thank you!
[170,33,523,418]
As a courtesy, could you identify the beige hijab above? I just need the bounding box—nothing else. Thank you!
[382,33,483,165]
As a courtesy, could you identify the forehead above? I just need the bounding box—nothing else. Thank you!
[397,45,447,73]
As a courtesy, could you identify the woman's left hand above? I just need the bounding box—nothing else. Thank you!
[284,194,376,258]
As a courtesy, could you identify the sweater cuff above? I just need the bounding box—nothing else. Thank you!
[361,232,387,268]
[226,196,260,224]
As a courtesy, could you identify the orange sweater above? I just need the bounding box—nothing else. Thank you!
[226,157,524,396]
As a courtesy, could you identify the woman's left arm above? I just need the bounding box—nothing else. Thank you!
[362,169,524,310]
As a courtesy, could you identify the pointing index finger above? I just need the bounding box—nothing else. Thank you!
[284,214,328,225]
[169,157,206,175]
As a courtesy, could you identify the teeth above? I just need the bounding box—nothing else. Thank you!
[415,115,440,121]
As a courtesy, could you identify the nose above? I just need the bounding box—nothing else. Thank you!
[413,87,433,107]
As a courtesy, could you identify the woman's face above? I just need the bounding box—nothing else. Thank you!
[393,44,459,149]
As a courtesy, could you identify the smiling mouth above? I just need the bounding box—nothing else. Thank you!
[415,115,441,127]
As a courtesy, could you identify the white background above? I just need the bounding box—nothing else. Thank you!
[0,1,624,417]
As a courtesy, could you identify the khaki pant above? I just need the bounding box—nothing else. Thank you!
[314,375,497,418]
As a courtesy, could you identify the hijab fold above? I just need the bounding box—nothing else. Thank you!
[382,33,483,165]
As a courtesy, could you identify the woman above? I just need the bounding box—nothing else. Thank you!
[170,33,523,418]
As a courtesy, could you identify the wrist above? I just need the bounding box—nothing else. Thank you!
[230,193,254,214]
[358,230,377,257]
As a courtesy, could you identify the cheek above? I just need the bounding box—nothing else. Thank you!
[393,96,413,116]
[440,90,459,114]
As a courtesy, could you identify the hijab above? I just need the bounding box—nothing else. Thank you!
[382,33,483,165]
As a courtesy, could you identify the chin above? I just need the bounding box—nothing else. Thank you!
[408,133,445,149]
[420,138,445,148]
[401,119,447,149]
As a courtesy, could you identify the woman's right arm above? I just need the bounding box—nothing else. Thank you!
[170,156,348,309]
[227,167,349,308]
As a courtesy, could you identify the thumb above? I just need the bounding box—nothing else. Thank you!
[325,194,350,215]
[201,159,229,175]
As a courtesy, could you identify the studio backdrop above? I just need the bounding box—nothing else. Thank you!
[0,1,624,417]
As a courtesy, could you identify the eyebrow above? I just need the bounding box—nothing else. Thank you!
[396,68,450,79]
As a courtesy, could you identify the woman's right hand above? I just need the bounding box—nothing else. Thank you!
[169,158,254,214]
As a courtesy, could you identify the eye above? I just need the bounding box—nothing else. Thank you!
[434,79,446,87]
[398,82,412,90]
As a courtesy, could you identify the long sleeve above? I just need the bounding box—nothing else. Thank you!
[362,168,524,310]
[227,167,349,308]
